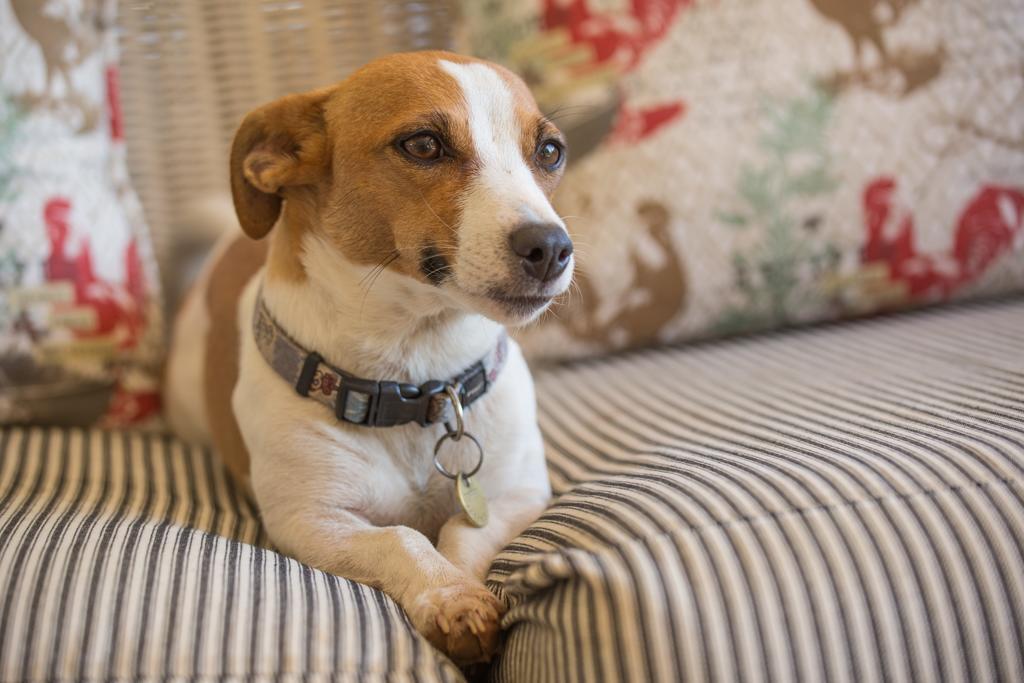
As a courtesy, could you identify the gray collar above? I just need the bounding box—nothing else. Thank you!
[252,294,508,428]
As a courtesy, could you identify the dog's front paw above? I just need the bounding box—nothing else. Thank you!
[409,582,504,665]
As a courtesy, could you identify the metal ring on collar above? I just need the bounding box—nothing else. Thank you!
[443,384,464,440]
[433,432,484,480]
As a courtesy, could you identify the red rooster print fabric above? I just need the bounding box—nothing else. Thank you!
[540,0,690,143]
[458,0,1024,360]
[1,0,162,426]
[863,180,1024,300]
[44,197,147,349]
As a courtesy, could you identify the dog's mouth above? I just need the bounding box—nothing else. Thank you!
[443,280,569,326]
[487,291,553,316]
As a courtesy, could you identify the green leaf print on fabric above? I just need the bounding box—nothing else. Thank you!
[0,97,28,330]
[0,96,24,204]
[715,86,843,335]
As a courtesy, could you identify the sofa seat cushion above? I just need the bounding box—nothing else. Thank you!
[488,298,1024,682]
[1,299,1021,682]
[0,429,464,682]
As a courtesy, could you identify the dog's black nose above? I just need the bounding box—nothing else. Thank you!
[509,223,573,282]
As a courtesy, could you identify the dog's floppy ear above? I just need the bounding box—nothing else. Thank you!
[230,88,333,239]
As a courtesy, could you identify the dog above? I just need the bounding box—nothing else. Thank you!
[163,51,573,665]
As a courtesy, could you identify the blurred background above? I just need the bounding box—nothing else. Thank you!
[116,0,457,304]
[2,0,1023,426]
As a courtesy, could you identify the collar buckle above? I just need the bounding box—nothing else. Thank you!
[350,378,446,427]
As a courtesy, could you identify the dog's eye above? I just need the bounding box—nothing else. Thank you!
[536,140,564,170]
[401,133,443,162]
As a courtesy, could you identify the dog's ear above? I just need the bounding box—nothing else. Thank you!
[230,88,333,239]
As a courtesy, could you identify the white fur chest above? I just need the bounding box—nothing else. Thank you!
[232,275,543,542]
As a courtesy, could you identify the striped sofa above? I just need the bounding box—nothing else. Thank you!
[2,299,1022,682]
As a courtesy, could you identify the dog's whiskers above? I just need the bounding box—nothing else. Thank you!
[541,105,600,126]
[358,249,401,288]
[423,237,461,252]
[421,262,453,281]
[357,249,402,318]
[572,282,584,305]
[416,188,454,232]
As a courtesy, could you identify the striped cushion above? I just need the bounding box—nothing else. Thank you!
[490,298,1024,682]
[0,430,463,682]
[1,299,1022,681]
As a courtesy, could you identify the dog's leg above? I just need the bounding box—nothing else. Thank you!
[437,487,550,580]
[261,507,502,664]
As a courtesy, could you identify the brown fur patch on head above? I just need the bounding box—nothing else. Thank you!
[315,52,480,282]
[228,51,561,286]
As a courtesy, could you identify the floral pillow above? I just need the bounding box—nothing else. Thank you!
[458,0,1024,359]
[0,0,162,426]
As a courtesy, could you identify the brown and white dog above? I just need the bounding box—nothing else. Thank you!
[163,51,573,664]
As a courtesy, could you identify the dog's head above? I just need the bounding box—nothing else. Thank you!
[230,51,572,326]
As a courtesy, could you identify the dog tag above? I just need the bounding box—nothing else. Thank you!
[456,473,489,527]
